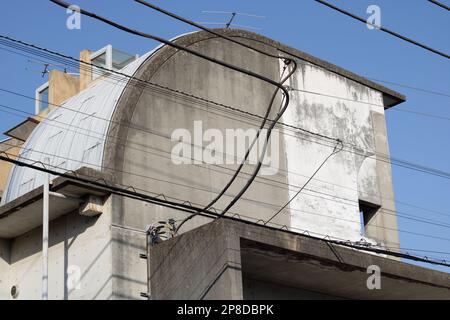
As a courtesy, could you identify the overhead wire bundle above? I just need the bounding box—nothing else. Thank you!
[50,0,300,231]
[0,0,448,268]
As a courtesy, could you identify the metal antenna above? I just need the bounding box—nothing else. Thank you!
[26,60,68,77]
[225,12,236,28]
[200,10,266,31]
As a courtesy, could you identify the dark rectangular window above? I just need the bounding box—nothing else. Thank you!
[359,200,380,235]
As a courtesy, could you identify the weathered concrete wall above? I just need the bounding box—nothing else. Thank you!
[149,220,242,300]
[366,112,399,247]
[0,238,10,299]
[0,30,402,300]
[101,30,401,298]
[149,219,450,300]
[104,33,291,298]
[281,59,397,245]
[110,207,148,300]
[1,198,112,300]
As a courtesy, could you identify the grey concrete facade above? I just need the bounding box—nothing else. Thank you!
[0,29,426,300]
[148,219,450,300]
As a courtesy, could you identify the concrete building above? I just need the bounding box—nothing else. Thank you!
[0,29,448,300]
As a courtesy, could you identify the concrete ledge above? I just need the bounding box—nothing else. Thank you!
[149,219,450,300]
[0,167,111,238]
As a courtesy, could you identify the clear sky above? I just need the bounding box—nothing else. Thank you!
[0,0,449,272]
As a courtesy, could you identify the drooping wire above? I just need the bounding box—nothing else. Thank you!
[1,113,450,234]
[427,0,450,11]
[0,149,448,267]
[1,31,450,222]
[49,0,298,234]
[265,140,344,225]
[315,0,450,60]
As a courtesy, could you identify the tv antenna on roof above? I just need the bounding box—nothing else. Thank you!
[199,10,266,31]
[25,60,68,77]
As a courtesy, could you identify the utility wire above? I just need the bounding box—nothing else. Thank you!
[0,3,446,266]
[428,0,450,11]
[1,37,450,213]
[2,117,449,243]
[265,140,343,225]
[3,35,450,181]
[315,0,450,60]
[2,85,450,219]
[0,149,448,267]
[288,86,450,122]
[0,79,450,198]
[1,113,449,232]
[49,0,298,235]
[1,34,450,145]
[365,77,450,99]
[3,31,450,104]
[8,137,450,243]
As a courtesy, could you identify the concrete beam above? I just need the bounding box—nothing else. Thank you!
[149,219,450,300]
[79,195,104,217]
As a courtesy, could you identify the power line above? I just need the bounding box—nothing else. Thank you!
[315,0,450,60]
[265,140,343,225]
[131,1,450,183]
[0,2,448,268]
[2,83,450,217]
[2,86,450,220]
[49,0,299,229]
[3,36,450,181]
[0,39,450,213]
[0,149,448,267]
[392,108,450,122]
[3,30,450,105]
[428,0,450,11]
[364,77,450,99]
[1,109,449,235]
[289,86,450,122]
[2,34,450,149]
[130,1,450,218]
[3,128,450,243]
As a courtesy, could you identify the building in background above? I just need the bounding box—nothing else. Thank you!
[0,29,448,300]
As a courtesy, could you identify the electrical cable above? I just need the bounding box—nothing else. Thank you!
[49,0,299,236]
[2,121,450,235]
[265,140,344,225]
[2,38,450,181]
[2,34,450,151]
[428,0,450,11]
[1,36,450,221]
[1,88,450,230]
[131,1,450,229]
[0,149,448,267]
[1,3,448,268]
[315,0,450,60]
[1,94,450,225]
[9,137,450,244]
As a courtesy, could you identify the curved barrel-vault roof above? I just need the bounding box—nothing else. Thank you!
[1,33,195,203]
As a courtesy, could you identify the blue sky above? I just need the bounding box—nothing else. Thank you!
[0,0,449,272]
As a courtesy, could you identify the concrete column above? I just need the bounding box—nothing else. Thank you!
[0,238,11,299]
[366,112,400,250]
